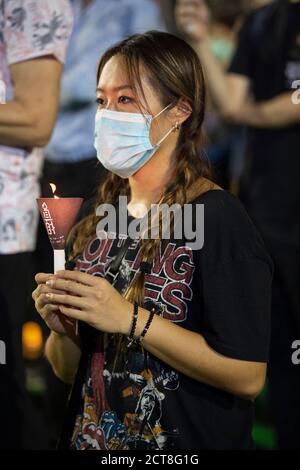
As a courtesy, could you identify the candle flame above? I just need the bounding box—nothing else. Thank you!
[49,183,59,199]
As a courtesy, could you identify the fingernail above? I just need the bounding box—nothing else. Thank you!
[46,280,53,286]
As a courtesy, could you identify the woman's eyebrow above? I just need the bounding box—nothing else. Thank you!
[96,85,133,92]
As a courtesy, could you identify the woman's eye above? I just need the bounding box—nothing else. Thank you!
[95,96,134,107]
[118,96,133,104]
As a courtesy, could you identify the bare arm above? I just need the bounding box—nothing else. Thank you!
[175,0,251,115]
[176,0,300,128]
[46,271,268,401]
[0,56,63,148]
[232,92,300,128]
[33,273,82,384]
[132,306,266,401]
[193,39,251,115]
[45,331,81,384]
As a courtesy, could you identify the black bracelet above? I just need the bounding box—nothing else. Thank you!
[127,301,139,347]
[139,307,156,343]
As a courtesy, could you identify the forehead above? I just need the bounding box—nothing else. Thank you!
[97,55,154,97]
[98,55,130,88]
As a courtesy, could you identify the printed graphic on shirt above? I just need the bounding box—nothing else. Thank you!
[76,233,195,323]
[70,232,196,450]
[71,345,181,450]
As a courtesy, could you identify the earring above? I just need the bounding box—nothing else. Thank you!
[173,122,180,132]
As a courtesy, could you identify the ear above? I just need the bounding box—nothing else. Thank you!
[167,97,192,126]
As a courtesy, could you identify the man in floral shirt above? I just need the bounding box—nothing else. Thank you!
[0,0,72,449]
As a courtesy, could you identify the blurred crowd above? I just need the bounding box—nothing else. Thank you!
[0,0,299,450]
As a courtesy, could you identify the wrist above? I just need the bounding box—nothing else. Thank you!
[119,302,154,338]
[133,307,152,339]
[119,300,136,335]
[52,330,67,339]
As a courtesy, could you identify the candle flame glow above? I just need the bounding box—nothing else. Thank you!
[49,183,59,199]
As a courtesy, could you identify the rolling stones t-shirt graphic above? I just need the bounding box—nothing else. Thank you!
[76,234,195,322]
[70,229,195,450]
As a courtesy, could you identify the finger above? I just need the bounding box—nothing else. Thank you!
[45,292,86,309]
[44,303,60,314]
[58,304,88,322]
[56,270,101,287]
[36,292,68,311]
[34,284,67,299]
[38,284,65,294]
[46,278,89,297]
[36,294,55,311]
[35,273,55,285]
[32,287,39,301]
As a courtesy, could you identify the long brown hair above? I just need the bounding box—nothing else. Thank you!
[70,30,212,310]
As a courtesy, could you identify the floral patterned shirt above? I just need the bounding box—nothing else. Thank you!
[0,0,72,254]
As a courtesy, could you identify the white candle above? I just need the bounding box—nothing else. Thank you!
[54,249,66,273]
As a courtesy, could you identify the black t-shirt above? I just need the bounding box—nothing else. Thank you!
[229,2,300,241]
[61,190,273,450]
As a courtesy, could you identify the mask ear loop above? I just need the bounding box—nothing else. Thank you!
[150,102,181,147]
[144,102,173,126]
[155,121,181,147]
[152,102,173,120]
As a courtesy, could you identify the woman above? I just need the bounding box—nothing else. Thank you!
[32,31,273,450]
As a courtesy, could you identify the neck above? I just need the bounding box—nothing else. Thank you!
[129,165,171,205]
[128,149,175,214]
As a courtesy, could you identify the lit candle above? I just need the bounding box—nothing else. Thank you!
[37,184,83,273]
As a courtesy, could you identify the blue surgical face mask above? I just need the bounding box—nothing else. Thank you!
[94,104,175,178]
[210,38,234,63]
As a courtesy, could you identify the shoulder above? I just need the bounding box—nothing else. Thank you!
[234,2,278,45]
[192,189,251,229]
[4,0,72,65]
[247,2,280,32]
[191,190,273,276]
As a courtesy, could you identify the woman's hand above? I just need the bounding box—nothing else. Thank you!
[42,270,133,335]
[32,273,77,336]
[175,0,210,44]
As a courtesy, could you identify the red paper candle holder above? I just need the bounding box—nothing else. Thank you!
[37,197,83,272]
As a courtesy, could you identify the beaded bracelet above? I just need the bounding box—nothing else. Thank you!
[127,301,139,348]
[139,307,156,343]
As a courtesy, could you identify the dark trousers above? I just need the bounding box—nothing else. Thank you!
[0,252,33,449]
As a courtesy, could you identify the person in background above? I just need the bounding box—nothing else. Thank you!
[176,0,300,449]
[155,0,180,34]
[203,0,249,189]
[0,0,72,449]
[207,0,247,67]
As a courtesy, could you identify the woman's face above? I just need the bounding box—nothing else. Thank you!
[96,54,176,147]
